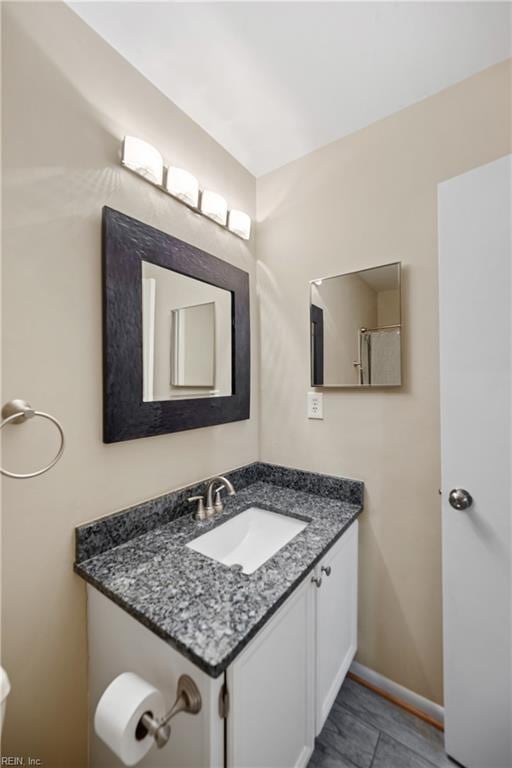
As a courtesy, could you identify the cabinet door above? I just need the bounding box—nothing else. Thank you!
[227,576,315,768]
[315,520,358,734]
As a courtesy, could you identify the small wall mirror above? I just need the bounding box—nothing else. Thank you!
[310,262,402,387]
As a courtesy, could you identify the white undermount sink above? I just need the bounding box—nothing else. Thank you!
[186,506,308,574]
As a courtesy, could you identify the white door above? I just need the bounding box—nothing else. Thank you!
[315,520,358,735]
[227,575,315,768]
[438,155,511,768]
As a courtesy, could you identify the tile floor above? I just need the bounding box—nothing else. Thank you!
[309,677,454,768]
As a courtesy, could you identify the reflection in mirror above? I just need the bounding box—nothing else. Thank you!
[310,262,401,387]
[172,302,215,388]
[142,261,232,401]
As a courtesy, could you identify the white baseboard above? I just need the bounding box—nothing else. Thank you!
[349,661,444,726]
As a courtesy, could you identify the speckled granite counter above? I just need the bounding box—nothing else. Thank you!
[75,464,363,678]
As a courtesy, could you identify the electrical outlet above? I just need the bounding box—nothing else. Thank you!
[307,391,323,419]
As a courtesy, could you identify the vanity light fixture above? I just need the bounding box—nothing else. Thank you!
[200,190,228,226]
[228,209,251,241]
[166,167,199,209]
[120,137,252,239]
[121,136,163,186]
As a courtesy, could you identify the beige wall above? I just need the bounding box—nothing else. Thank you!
[1,3,257,765]
[256,59,511,705]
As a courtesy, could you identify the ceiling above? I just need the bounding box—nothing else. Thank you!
[69,2,511,177]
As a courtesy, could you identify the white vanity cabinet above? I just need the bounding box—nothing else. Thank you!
[227,519,359,765]
[87,587,225,768]
[87,520,358,768]
[314,520,358,734]
[226,574,315,768]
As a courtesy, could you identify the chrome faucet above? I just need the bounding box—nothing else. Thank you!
[188,475,236,521]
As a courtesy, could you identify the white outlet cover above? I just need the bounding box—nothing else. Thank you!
[307,391,323,419]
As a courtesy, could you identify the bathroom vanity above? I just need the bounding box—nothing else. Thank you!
[75,463,362,768]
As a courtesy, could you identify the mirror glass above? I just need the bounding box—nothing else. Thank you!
[142,261,232,401]
[310,262,401,387]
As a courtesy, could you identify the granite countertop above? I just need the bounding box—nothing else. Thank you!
[75,472,362,678]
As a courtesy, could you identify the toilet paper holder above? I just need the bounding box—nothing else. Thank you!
[136,674,202,749]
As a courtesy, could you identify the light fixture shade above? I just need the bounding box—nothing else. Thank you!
[200,190,228,226]
[228,209,251,240]
[166,167,199,208]
[121,136,163,186]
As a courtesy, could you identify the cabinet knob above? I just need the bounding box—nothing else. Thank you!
[321,566,331,577]
[311,576,322,588]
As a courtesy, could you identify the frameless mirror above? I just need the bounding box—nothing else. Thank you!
[310,262,401,387]
[142,261,232,401]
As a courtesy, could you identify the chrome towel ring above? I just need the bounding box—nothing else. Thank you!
[0,399,65,479]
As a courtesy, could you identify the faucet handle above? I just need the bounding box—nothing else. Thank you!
[213,487,224,514]
[188,495,207,521]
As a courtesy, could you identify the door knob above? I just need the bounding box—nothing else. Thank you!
[448,488,473,510]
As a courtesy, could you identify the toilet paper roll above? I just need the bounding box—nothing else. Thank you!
[94,672,166,767]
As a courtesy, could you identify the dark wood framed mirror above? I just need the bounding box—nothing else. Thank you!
[102,207,250,442]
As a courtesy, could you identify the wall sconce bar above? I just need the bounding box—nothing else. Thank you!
[120,136,251,240]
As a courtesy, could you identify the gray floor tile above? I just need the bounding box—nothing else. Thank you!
[372,733,438,768]
[315,703,379,768]
[337,678,450,768]
[309,751,359,768]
